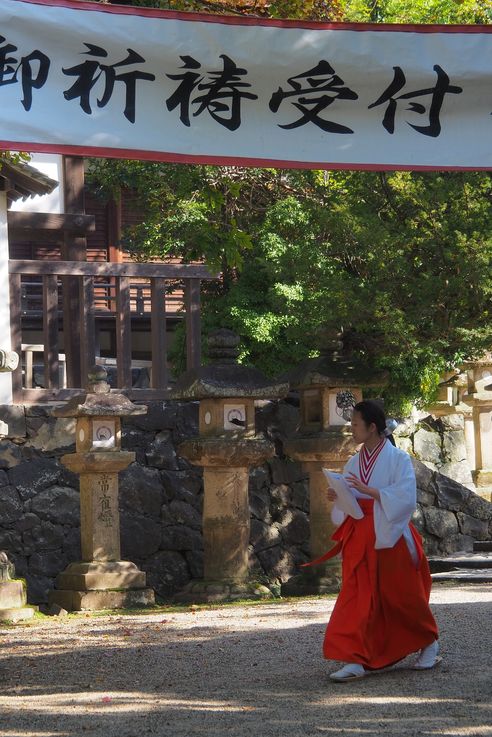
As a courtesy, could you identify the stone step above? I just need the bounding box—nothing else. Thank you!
[431,568,492,584]
[429,552,492,573]
[474,541,492,553]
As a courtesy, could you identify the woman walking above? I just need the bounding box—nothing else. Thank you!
[322,400,440,682]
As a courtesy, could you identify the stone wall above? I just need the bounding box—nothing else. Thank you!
[395,413,474,489]
[0,400,491,604]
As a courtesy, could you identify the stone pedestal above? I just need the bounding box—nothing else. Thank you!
[49,370,155,611]
[282,431,357,595]
[49,452,154,611]
[0,552,36,623]
[174,436,275,603]
[281,330,386,596]
[171,329,288,603]
[461,355,492,501]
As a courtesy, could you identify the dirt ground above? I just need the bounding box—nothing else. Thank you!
[1,583,491,737]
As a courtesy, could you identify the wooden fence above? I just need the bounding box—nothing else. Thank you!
[9,260,215,403]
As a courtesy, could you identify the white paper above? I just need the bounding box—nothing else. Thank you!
[322,469,364,520]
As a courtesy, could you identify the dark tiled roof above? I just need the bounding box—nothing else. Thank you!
[0,159,58,206]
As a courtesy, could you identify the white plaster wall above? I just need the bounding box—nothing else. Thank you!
[9,153,63,214]
[0,191,13,404]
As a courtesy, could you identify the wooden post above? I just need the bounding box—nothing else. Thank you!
[185,278,201,371]
[116,276,132,389]
[43,274,59,390]
[61,156,86,388]
[151,277,168,389]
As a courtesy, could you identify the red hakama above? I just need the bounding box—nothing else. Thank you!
[323,499,438,670]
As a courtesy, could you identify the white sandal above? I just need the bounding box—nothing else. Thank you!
[329,663,366,682]
[412,640,442,670]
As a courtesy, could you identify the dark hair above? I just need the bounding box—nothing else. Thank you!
[353,400,386,433]
[353,400,396,446]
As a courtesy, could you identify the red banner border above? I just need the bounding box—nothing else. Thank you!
[13,0,492,34]
[2,139,491,172]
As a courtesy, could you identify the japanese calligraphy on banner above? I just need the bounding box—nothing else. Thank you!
[1,0,491,170]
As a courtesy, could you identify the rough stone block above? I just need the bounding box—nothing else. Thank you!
[26,522,64,552]
[440,414,465,431]
[276,509,310,546]
[8,459,61,500]
[439,533,474,555]
[29,550,67,577]
[412,505,425,533]
[412,459,436,492]
[25,574,53,604]
[15,513,41,533]
[145,430,179,470]
[435,475,471,512]
[163,500,202,530]
[270,484,292,509]
[172,402,199,445]
[121,514,161,558]
[442,431,467,463]
[457,513,489,539]
[0,529,23,554]
[160,470,202,508]
[185,549,204,579]
[249,492,271,522]
[269,458,305,485]
[0,405,26,439]
[248,465,271,491]
[0,486,23,526]
[423,507,459,538]
[464,494,492,521]
[413,428,442,464]
[142,550,190,598]
[250,519,282,552]
[30,486,80,526]
[0,440,22,469]
[256,545,296,582]
[25,418,75,452]
[439,462,475,489]
[161,525,203,552]
[119,464,163,517]
[291,481,309,513]
[417,488,436,507]
[47,603,68,617]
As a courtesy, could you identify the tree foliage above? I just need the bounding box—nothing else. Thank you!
[89,0,492,412]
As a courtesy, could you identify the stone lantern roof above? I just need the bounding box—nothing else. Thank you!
[286,330,387,389]
[53,366,147,418]
[171,329,289,401]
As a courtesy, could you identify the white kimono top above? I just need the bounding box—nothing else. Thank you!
[332,440,418,564]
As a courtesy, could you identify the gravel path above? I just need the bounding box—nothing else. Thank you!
[1,583,491,737]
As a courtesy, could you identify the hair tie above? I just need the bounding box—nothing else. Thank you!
[384,419,398,436]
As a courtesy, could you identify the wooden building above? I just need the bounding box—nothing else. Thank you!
[5,154,214,403]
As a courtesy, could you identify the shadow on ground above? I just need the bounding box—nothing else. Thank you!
[0,594,490,737]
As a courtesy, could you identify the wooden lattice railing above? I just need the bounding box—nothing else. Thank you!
[9,260,215,403]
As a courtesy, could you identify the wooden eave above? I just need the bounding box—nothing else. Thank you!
[0,159,58,206]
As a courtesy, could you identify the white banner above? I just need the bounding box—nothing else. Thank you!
[0,0,491,170]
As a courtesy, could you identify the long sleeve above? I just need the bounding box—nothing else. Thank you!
[373,449,417,549]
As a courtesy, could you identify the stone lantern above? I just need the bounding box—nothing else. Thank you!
[48,366,155,611]
[171,329,289,602]
[282,331,386,595]
[461,352,492,500]
[0,551,36,622]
